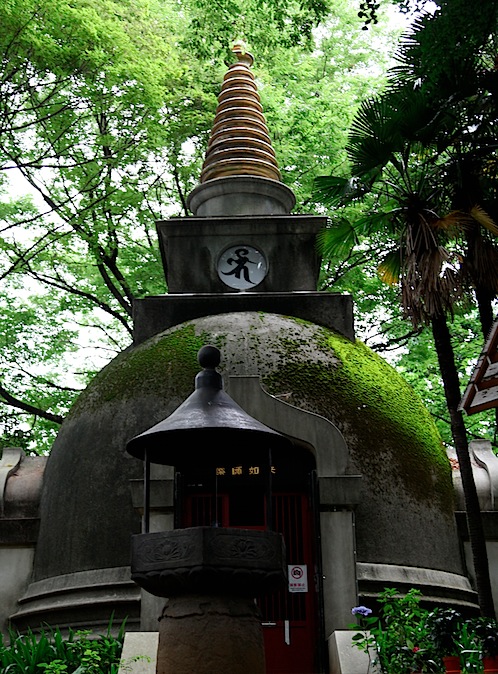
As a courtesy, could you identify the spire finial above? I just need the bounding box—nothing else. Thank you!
[197,40,281,185]
[231,41,254,68]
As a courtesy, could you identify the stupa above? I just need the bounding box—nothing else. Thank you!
[0,44,484,674]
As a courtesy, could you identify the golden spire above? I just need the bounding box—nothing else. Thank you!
[200,44,282,183]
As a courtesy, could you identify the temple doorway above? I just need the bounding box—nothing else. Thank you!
[179,444,323,673]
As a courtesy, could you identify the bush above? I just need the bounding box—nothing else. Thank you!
[350,588,492,673]
[0,618,125,673]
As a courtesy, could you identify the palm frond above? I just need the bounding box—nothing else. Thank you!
[400,245,462,326]
[347,87,448,181]
[347,97,403,176]
[433,210,471,232]
[353,210,397,238]
[378,250,401,286]
[317,219,358,259]
[470,205,498,236]
[433,206,498,237]
[462,237,498,294]
[313,175,367,207]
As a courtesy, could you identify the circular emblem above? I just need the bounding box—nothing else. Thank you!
[217,244,268,290]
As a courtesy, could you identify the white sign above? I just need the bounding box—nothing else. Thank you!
[288,564,308,593]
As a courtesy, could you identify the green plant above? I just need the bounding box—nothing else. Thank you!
[0,617,126,673]
[457,620,481,673]
[426,608,463,658]
[473,617,498,659]
[38,661,69,673]
[350,588,439,673]
[350,590,498,673]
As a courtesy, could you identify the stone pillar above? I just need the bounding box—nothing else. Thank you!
[131,527,286,674]
[321,510,358,634]
[129,465,175,631]
[318,476,362,636]
[157,595,264,674]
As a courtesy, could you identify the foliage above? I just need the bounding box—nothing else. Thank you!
[425,608,465,657]
[349,589,498,673]
[315,0,498,450]
[0,619,127,673]
[391,307,497,448]
[350,589,440,673]
[0,0,401,453]
[316,0,498,617]
[473,618,498,658]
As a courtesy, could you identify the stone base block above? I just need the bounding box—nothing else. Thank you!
[118,632,158,674]
[328,630,379,674]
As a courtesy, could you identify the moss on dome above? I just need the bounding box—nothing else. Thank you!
[261,325,452,509]
[68,325,215,417]
[67,313,451,509]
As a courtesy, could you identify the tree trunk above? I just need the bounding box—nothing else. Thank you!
[475,285,495,342]
[431,313,495,618]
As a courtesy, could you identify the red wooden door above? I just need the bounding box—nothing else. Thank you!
[185,490,318,673]
[259,493,317,674]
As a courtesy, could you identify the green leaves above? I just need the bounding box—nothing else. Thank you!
[350,588,442,674]
[0,0,404,450]
[313,0,498,458]
[313,176,367,207]
[0,621,125,673]
[181,0,331,61]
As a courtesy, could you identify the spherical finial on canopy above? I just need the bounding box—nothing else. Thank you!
[198,344,221,369]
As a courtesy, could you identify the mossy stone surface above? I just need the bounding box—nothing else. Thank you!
[35,312,461,584]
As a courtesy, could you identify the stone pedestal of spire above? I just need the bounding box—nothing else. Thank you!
[187,176,295,217]
[132,291,354,345]
[156,214,325,293]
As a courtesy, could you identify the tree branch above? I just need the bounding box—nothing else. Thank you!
[0,383,63,424]
[173,166,189,216]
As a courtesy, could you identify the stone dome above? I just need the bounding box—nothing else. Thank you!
[16,311,464,630]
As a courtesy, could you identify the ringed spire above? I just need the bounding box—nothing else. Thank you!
[200,43,282,183]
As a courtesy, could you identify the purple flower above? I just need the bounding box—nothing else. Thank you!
[351,606,372,617]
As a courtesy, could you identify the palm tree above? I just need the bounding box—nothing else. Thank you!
[315,81,496,617]
[316,0,498,616]
[391,0,498,340]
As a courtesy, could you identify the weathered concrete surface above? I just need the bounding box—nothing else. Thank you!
[328,630,380,674]
[187,176,296,217]
[11,567,140,634]
[133,292,354,345]
[15,312,472,631]
[156,215,327,293]
[157,595,265,674]
[0,449,46,634]
[0,548,36,634]
[118,631,158,674]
